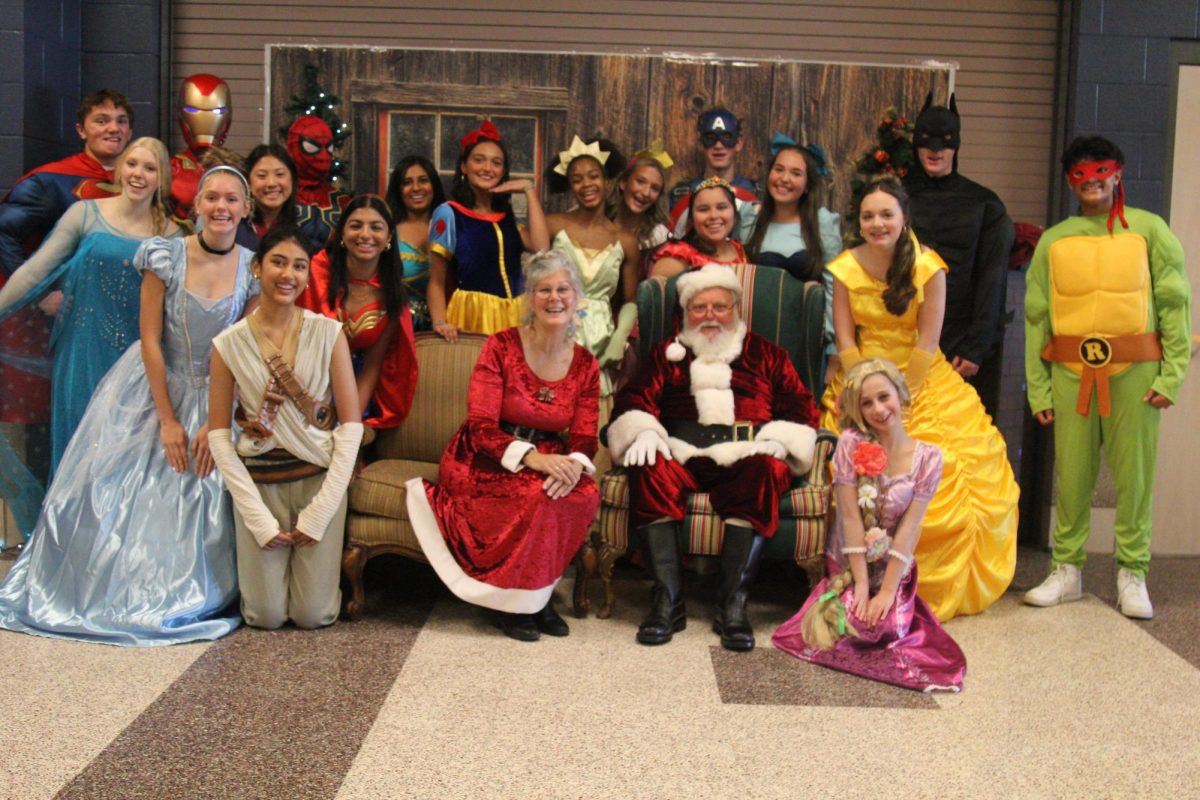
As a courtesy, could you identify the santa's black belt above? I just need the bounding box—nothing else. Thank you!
[664,420,758,445]
[499,421,561,443]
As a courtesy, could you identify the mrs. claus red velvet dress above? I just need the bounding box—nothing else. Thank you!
[298,249,417,428]
[405,328,601,613]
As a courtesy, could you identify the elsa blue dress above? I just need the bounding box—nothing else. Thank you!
[0,200,175,536]
[0,237,256,645]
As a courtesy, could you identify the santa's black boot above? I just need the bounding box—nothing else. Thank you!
[712,525,766,651]
[636,521,687,645]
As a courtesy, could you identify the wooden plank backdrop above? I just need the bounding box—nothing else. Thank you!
[270,45,950,226]
[172,0,1060,225]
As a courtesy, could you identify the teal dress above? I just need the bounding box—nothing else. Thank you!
[399,240,432,332]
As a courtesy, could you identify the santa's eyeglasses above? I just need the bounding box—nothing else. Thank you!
[687,302,734,316]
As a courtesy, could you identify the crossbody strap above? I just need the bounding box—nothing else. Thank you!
[245,309,336,431]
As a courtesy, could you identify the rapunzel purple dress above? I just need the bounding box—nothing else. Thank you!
[772,428,966,692]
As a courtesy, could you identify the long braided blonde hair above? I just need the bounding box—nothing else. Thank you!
[114,136,174,235]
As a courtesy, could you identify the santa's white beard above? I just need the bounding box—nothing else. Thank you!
[678,319,747,363]
[677,319,747,425]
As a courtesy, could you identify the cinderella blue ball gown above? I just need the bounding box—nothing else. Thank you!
[0,237,256,646]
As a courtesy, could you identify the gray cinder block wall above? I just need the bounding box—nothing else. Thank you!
[1071,0,1200,215]
[0,0,161,195]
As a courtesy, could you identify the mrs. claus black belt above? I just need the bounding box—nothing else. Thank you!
[499,421,562,443]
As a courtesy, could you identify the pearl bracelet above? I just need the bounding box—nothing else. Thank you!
[841,546,867,554]
[888,548,913,567]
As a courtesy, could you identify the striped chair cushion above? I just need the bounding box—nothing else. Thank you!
[597,433,835,565]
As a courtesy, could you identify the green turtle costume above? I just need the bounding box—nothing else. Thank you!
[1025,207,1190,577]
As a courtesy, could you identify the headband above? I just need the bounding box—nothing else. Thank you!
[197,164,250,197]
[553,135,610,176]
[628,138,674,172]
[460,119,501,155]
[769,132,830,177]
[693,175,733,194]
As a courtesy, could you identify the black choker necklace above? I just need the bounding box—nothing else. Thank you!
[197,233,236,256]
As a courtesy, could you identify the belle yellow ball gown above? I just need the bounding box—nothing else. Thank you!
[823,247,1018,620]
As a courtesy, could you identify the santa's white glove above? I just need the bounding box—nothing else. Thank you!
[623,429,673,467]
[747,439,788,460]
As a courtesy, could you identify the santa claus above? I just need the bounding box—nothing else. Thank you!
[608,263,819,651]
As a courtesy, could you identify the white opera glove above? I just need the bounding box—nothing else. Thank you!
[623,429,672,467]
[747,439,788,460]
[295,422,364,542]
[208,428,281,548]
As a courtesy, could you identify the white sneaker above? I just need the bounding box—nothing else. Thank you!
[1116,568,1154,619]
[1023,563,1083,607]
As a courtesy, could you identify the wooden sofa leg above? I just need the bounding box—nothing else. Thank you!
[342,544,368,620]
[596,537,619,620]
[573,534,598,618]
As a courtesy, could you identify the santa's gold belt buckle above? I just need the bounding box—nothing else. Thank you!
[732,422,755,442]
[1078,336,1112,368]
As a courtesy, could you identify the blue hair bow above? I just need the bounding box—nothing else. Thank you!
[770,132,829,177]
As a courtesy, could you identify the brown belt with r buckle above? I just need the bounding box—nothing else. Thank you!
[1042,332,1162,417]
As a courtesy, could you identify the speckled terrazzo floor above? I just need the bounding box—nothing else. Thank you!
[1,547,1198,799]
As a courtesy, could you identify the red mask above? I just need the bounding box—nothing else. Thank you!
[1065,159,1121,187]
[287,116,334,183]
[178,73,231,151]
[1066,159,1127,233]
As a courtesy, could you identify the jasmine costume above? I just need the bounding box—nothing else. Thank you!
[1025,206,1190,579]
[737,204,843,358]
[399,240,432,331]
[0,237,255,645]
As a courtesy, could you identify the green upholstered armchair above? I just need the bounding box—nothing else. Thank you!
[581,263,835,617]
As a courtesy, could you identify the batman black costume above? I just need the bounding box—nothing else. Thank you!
[903,93,1014,416]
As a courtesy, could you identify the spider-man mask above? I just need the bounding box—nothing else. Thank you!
[287,116,334,183]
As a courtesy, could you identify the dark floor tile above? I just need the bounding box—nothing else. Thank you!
[710,646,939,709]
[55,557,439,800]
[1013,545,1200,671]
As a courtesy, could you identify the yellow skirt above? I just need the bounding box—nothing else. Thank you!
[446,290,525,335]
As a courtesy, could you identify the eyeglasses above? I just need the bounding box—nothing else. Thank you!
[700,131,738,149]
[687,302,734,316]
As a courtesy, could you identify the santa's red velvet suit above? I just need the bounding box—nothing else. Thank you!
[610,324,818,533]
[608,263,819,651]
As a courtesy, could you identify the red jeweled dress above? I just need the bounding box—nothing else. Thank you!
[406,328,601,613]
[298,249,417,428]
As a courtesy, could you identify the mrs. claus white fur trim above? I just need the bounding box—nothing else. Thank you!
[677,263,743,310]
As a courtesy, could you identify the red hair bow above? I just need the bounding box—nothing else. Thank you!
[460,119,501,154]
